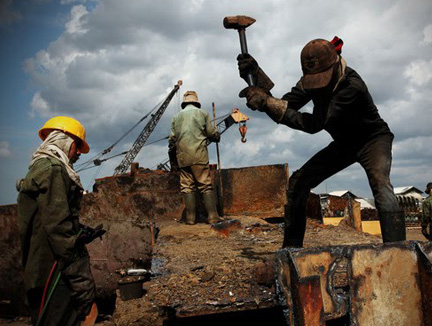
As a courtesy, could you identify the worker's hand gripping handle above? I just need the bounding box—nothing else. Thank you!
[237,29,254,86]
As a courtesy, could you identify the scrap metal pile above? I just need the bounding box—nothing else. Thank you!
[112,216,383,326]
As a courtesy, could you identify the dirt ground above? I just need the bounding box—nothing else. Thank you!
[1,219,426,326]
[112,216,389,325]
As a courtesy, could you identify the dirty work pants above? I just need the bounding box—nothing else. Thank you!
[180,164,213,194]
[27,281,81,326]
[283,134,400,247]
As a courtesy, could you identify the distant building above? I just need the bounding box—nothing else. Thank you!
[320,190,376,213]
[355,198,375,209]
[328,190,358,199]
[393,186,423,201]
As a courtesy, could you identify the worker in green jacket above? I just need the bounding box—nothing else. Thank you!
[169,90,222,225]
[422,182,432,241]
[17,116,99,326]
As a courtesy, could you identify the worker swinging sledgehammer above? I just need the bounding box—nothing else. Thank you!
[168,91,223,225]
[224,15,406,247]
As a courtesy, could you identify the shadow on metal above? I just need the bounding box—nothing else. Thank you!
[276,241,432,326]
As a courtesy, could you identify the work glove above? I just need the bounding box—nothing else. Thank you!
[422,226,432,241]
[77,223,106,245]
[168,145,179,172]
[237,53,259,82]
[239,86,288,123]
[239,86,269,111]
[237,54,275,91]
[211,131,221,143]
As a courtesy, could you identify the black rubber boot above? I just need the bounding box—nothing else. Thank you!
[183,193,196,225]
[282,204,306,248]
[203,191,223,224]
[379,211,406,243]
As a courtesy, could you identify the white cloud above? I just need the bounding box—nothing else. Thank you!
[65,5,88,35]
[0,141,12,158]
[30,92,51,118]
[19,0,432,198]
[404,60,432,86]
[423,24,432,44]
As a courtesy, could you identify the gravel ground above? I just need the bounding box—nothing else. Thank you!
[2,219,425,326]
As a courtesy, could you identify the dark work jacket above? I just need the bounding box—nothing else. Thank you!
[17,157,95,308]
[280,67,393,147]
[422,196,432,229]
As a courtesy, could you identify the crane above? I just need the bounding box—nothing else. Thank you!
[113,80,182,175]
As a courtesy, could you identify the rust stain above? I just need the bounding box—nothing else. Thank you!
[211,219,241,237]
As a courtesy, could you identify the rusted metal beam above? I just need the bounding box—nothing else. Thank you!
[276,241,432,326]
[0,164,289,315]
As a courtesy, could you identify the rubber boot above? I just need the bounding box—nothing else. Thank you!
[282,204,306,248]
[379,211,406,243]
[183,193,196,225]
[203,191,223,224]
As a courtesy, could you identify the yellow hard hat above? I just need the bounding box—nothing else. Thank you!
[39,116,90,153]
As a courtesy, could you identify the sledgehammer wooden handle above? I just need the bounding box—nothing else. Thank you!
[223,15,256,86]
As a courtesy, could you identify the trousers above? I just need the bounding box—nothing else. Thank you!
[180,164,213,194]
[27,280,81,326]
[283,134,400,247]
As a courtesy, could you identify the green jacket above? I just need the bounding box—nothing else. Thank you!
[17,157,95,307]
[422,195,432,228]
[169,104,218,168]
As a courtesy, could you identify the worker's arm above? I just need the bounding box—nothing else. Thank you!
[204,112,220,143]
[422,199,431,229]
[168,118,179,171]
[168,117,177,146]
[239,85,323,134]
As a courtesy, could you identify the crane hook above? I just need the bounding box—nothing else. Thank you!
[239,123,247,143]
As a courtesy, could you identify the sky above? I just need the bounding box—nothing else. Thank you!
[0,0,431,205]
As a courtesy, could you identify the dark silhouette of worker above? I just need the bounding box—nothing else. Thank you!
[237,37,405,247]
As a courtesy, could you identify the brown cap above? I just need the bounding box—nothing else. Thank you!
[301,39,338,89]
[181,90,201,108]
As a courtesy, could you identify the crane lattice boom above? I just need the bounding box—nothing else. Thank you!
[114,80,182,175]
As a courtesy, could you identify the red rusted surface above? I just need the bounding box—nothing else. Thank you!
[210,219,241,237]
[276,241,432,326]
[0,164,289,315]
[253,260,276,287]
[220,164,288,217]
[295,277,325,326]
[306,193,322,222]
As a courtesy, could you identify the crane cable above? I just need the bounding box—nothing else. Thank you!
[75,98,164,171]
[76,136,170,172]
[77,111,230,173]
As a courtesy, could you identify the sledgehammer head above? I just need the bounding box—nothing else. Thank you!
[223,15,256,30]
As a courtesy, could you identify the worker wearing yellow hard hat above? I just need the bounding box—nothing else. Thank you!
[17,115,101,325]
[38,115,90,153]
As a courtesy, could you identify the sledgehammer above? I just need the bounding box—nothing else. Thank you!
[223,15,256,86]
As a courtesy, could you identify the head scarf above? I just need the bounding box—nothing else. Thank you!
[30,130,83,189]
